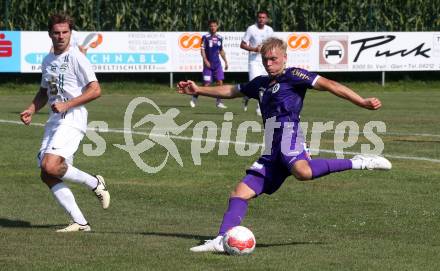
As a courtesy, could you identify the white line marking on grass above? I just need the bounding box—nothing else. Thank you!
[116,126,440,138]
[2,119,439,163]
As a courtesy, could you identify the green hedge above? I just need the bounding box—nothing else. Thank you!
[1,0,439,31]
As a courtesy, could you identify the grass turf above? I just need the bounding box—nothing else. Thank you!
[0,81,439,270]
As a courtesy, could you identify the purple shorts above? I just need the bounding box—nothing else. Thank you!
[242,118,311,195]
[202,65,224,84]
[243,151,310,195]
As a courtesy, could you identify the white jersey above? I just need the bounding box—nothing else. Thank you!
[70,30,81,48]
[242,24,274,63]
[40,46,97,133]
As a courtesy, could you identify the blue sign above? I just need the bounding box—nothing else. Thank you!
[0,31,21,72]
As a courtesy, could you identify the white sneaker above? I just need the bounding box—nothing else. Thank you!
[216,102,227,109]
[190,235,224,252]
[56,222,91,232]
[351,154,392,170]
[93,175,110,209]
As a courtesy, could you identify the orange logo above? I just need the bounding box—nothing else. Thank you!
[287,33,311,51]
[82,33,103,50]
[178,33,202,50]
[90,33,103,48]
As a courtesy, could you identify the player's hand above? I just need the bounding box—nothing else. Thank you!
[255,45,262,52]
[177,80,198,95]
[225,62,229,70]
[20,109,33,125]
[204,62,211,68]
[51,102,70,113]
[362,97,382,110]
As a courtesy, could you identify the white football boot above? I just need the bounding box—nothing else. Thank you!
[242,98,249,112]
[190,96,197,108]
[190,235,225,252]
[216,102,227,109]
[93,175,110,209]
[351,154,392,170]
[256,105,262,116]
[56,222,91,232]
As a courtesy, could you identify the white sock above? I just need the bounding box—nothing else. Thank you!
[350,158,363,169]
[51,182,88,225]
[61,164,98,190]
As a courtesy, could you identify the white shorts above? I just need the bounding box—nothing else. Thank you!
[37,124,84,167]
[248,61,267,81]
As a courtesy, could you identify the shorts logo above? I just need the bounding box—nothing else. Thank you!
[178,33,202,50]
[250,162,263,170]
[287,33,312,51]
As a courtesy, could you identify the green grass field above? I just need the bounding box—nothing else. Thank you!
[1,81,439,270]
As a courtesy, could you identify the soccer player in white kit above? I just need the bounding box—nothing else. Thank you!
[240,10,274,116]
[20,13,110,232]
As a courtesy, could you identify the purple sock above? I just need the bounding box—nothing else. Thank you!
[218,197,248,236]
[309,159,352,179]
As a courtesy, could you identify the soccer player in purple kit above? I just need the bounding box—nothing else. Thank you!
[177,37,392,252]
[190,19,229,109]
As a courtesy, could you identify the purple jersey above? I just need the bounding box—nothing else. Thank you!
[239,67,319,122]
[202,33,223,69]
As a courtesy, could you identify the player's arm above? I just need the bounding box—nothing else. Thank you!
[201,47,210,68]
[51,81,101,113]
[240,41,260,53]
[20,87,48,125]
[313,76,381,110]
[220,49,228,70]
[177,80,243,99]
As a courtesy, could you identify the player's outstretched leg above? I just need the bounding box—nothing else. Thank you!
[190,197,248,252]
[61,164,110,209]
[191,181,256,253]
[299,154,391,180]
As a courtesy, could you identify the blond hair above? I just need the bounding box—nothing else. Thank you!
[260,37,287,55]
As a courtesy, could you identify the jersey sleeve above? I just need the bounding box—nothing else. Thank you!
[289,68,320,89]
[40,59,49,88]
[237,77,262,99]
[219,36,224,51]
[242,26,252,44]
[70,30,81,47]
[201,35,207,49]
[269,26,274,36]
[74,51,97,88]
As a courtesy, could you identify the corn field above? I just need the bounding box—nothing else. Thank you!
[1,0,439,31]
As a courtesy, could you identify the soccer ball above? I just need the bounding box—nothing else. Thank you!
[222,226,256,255]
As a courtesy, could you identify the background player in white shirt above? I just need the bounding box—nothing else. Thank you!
[240,10,274,116]
[20,13,110,232]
